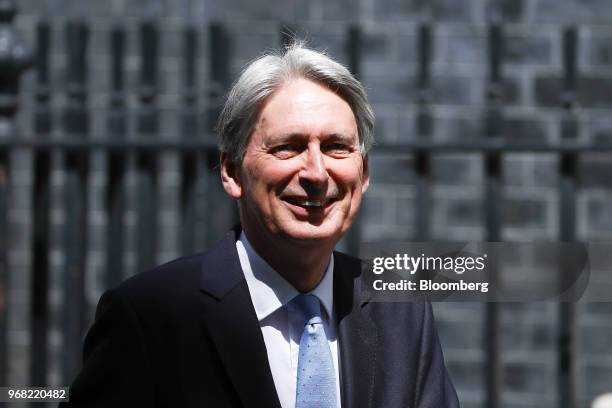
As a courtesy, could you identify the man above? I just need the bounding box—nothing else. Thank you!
[63,43,459,407]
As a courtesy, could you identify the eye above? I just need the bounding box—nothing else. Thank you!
[270,143,302,157]
[323,142,353,155]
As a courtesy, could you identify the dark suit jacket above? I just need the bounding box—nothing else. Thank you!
[62,228,459,407]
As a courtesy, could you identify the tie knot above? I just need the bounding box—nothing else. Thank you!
[291,294,322,325]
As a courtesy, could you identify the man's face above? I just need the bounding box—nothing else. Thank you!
[221,77,369,249]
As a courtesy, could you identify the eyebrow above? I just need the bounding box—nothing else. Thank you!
[324,133,357,143]
[271,133,304,143]
[272,132,357,143]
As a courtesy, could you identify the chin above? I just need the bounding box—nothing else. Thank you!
[279,222,347,245]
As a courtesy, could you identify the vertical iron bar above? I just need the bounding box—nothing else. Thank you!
[414,152,430,240]
[348,25,362,80]
[346,25,362,256]
[138,21,159,135]
[181,24,199,255]
[207,22,235,241]
[62,153,88,384]
[61,20,89,384]
[415,23,432,241]
[207,22,229,132]
[106,154,125,287]
[31,19,53,387]
[558,26,578,408]
[562,28,577,108]
[106,25,127,288]
[559,154,577,408]
[485,24,503,138]
[182,24,198,140]
[136,21,159,273]
[109,26,126,140]
[0,152,7,387]
[0,3,11,388]
[35,21,52,135]
[63,21,89,135]
[181,154,197,255]
[484,22,504,408]
[31,152,50,386]
[484,152,502,408]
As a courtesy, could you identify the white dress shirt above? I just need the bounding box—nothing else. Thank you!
[236,232,341,408]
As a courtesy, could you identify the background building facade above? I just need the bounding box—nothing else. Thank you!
[2,0,612,407]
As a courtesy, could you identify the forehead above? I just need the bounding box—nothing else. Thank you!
[254,77,357,138]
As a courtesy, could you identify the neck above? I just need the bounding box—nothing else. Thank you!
[242,228,334,293]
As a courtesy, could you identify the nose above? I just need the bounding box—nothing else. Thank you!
[299,145,328,187]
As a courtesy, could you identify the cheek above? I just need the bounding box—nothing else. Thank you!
[242,161,272,190]
[267,164,300,191]
[244,164,295,203]
[332,163,365,190]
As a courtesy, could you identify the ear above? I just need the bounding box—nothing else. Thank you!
[220,152,242,199]
[361,154,370,194]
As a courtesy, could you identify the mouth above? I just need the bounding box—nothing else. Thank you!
[282,196,338,210]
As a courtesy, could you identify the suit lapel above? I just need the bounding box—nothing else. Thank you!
[198,230,377,408]
[199,229,282,408]
[335,253,378,408]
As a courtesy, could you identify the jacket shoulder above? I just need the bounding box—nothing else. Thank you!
[113,229,239,304]
[114,252,205,301]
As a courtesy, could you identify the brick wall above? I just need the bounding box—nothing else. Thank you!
[6,0,612,407]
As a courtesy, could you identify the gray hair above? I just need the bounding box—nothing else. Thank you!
[216,42,375,163]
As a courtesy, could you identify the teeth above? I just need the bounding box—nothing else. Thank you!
[303,200,324,207]
[287,198,328,207]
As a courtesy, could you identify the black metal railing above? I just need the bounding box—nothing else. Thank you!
[0,5,605,407]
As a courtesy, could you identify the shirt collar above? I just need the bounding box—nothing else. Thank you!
[237,231,334,322]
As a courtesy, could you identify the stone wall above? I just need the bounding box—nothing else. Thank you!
[7,0,612,407]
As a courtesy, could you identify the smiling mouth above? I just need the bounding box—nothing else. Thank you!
[283,197,337,208]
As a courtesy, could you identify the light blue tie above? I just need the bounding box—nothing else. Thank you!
[293,294,337,408]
